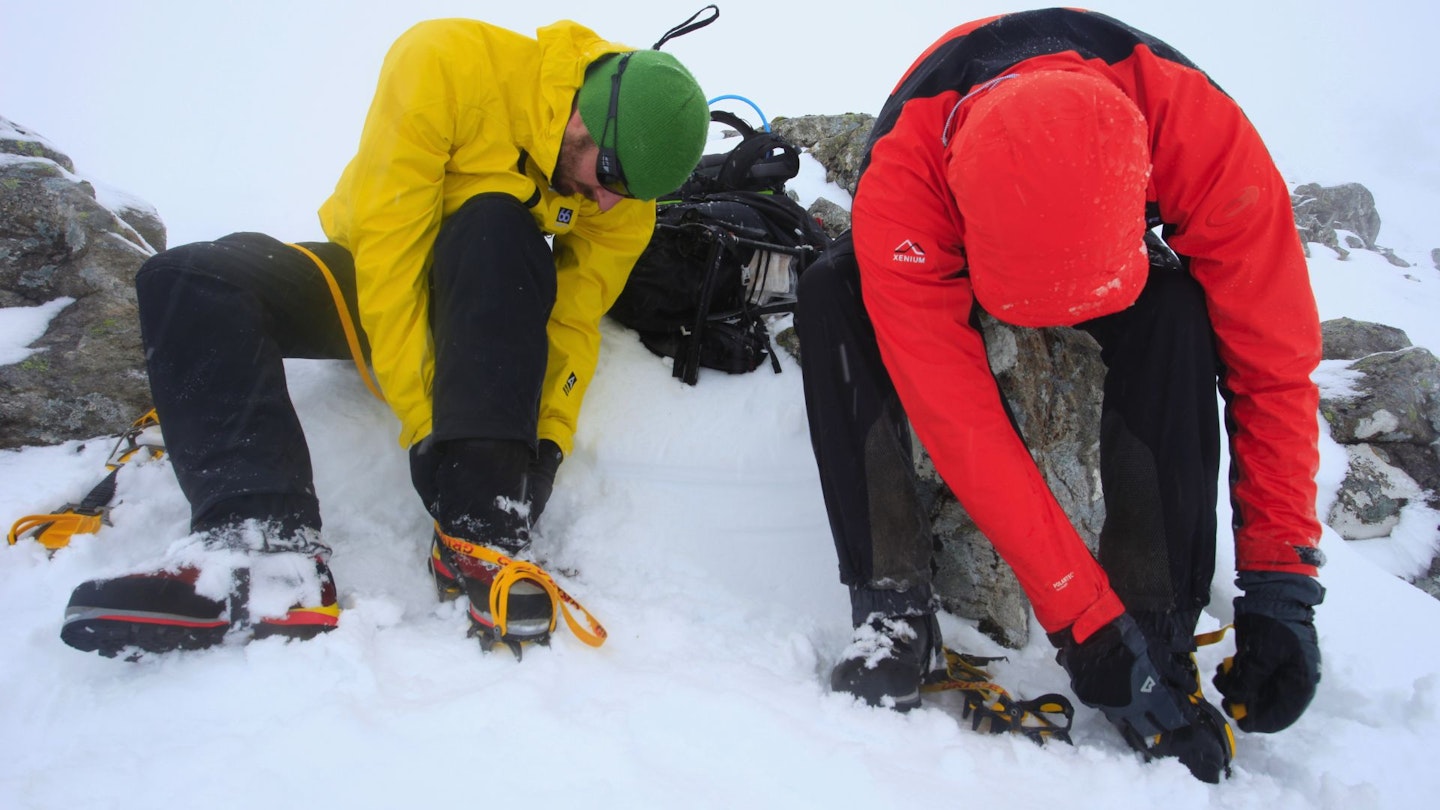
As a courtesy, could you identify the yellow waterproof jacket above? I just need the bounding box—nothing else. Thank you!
[318,19,656,453]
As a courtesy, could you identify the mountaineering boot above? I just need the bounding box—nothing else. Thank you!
[1054,613,1233,783]
[831,612,947,712]
[429,529,554,658]
[60,523,340,658]
[421,438,555,657]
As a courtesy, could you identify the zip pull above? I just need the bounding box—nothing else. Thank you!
[653,4,720,50]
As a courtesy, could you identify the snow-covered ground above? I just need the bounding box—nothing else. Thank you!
[4,2,1440,808]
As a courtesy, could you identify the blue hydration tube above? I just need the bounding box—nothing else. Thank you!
[707,94,771,132]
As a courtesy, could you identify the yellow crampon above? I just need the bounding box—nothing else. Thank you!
[7,409,165,551]
[921,648,1075,744]
[434,529,607,650]
[1195,623,1249,726]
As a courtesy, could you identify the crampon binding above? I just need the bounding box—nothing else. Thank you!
[432,527,606,660]
[922,648,1076,745]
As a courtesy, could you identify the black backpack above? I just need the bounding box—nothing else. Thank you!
[609,110,831,384]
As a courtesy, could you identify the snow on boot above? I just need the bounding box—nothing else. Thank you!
[831,613,947,712]
[1055,613,1232,783]
[60,523,339,658]
[429,528,554,658]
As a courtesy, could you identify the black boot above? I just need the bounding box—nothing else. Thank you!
[421,438,553,657]
[831,612,946,712]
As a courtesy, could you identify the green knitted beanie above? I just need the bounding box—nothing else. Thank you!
[577,51,708,200]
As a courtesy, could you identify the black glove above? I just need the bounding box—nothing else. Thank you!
[1212,571,1324,733]
[526,439,563,522]
[1054,613,1188,739]
[1055,613,1232,782]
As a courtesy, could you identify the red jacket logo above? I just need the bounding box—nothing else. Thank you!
[892,240,927,264]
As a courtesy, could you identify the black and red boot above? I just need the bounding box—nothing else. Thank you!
[60,523,340,658]
[429,528,554,658]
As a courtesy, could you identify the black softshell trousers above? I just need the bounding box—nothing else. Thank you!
[136,194,555,542]
[796,232,1221,639]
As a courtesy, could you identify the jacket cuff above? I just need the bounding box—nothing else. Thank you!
[1064,588,1128,645]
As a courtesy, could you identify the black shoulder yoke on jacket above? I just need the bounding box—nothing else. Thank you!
[863,8,1207,164]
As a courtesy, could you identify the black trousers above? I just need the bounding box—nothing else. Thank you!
[136,194,555,539]
[796,233,1220,638]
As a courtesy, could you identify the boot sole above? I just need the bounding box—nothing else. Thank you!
[61,610,229,657]
[61,605,339,657]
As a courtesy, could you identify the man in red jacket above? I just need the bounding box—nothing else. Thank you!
[797,8,1324,782]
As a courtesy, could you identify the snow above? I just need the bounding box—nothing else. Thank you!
[3,2,1440,808]
[0,298,73,366]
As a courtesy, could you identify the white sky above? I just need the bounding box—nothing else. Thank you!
[3,1,1438,250]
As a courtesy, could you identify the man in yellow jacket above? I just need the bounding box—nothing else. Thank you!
[59,18,709,659]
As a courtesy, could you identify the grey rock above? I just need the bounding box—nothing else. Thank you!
[1,116,155,448]
[111,200,166,254]
[807,197,850,239]
[1379,247,1411,269]
[1321,317,1412,360]
[1320,347,1440,444]
[1327,444,1421,540]
[1318,342,1440,578]
[772,114,875,196]
[1289,181,1414,268]
[1293,181,1383,250]
[0,118,75,173]
[1370,443,1440,510]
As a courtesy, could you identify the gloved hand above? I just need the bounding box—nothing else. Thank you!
[526,440,564,522]
[1054,613,1232,783]
[1212,571,1324,733]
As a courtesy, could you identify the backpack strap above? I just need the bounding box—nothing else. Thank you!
[707,110,802,192]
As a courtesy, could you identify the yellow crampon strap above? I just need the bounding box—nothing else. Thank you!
[921,648,1074,744]
[8,409,165,551]
[1194,624,1232,649]
[435,528,607,648]
[1195,624,1249,722]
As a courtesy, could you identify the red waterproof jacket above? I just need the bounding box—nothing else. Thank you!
[853,9,1322,640]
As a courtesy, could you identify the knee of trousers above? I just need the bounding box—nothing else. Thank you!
[432,193,553,298]
[443,192,543,240]
[134,235,271,313]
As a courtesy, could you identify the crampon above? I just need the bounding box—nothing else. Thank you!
[8,410,165,552]
[922,648,1075,745]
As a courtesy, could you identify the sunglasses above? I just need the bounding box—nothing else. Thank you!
[594,52,635,199]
